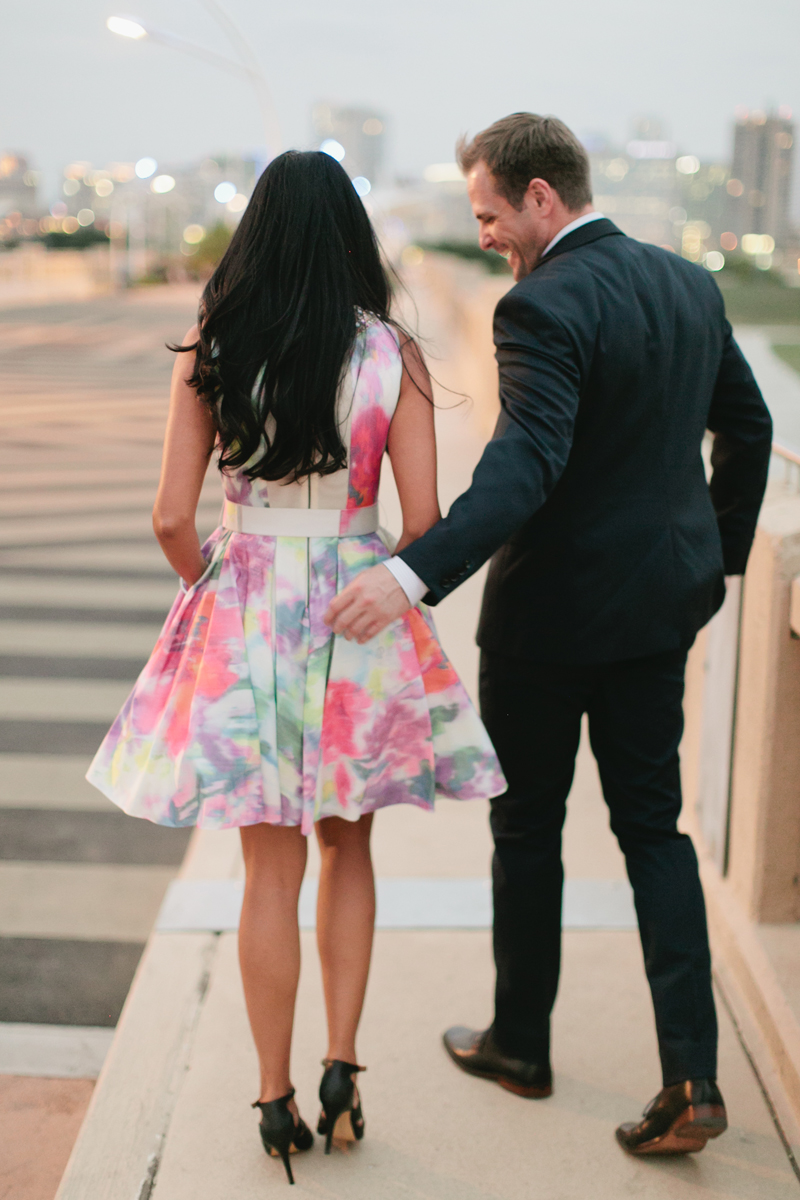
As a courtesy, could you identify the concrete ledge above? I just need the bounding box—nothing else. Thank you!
[54,930,218,1200]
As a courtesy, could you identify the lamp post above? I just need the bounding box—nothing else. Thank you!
[106,8,281,155]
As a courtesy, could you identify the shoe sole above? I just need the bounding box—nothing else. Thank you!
[443,1041,552,1099]
[617,1105,728,1156]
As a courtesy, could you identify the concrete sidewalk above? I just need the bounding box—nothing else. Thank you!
[56,764,799,1200]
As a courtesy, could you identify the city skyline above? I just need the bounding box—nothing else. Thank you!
[3,0,799,206]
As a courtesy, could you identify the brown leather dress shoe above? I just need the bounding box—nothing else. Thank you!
[616,1079,727,1155]
[442,1026,552,1098]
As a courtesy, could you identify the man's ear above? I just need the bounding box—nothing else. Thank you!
[526,178,554,213]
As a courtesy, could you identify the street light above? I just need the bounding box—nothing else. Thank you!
[106,4,281,155]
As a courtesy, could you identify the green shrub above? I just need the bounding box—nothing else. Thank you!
[420,241,511,275]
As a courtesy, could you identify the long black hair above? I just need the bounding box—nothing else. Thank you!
[182,150,394,481]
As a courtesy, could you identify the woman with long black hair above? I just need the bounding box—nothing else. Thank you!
[87,150,504,1184]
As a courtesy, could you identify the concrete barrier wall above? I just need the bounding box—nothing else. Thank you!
[683,483,800,922]
[405,253,510,438]
[726,487,800,921]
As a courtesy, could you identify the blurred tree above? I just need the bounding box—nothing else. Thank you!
[420,241,511,275]
[714,253,800,324]
[192,222,233,274]
[41,228,108,250]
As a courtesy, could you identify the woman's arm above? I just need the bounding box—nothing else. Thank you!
[152,325,217,586]
[389,336,440,552]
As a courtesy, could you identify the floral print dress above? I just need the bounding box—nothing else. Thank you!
[87,317,505,833]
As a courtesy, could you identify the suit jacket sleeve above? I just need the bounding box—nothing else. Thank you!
[398,286,586,604]
[706,320,773,575]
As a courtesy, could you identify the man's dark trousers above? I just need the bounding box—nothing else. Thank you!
[479,646,718,1087]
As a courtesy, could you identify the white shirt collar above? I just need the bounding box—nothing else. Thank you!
[541,211,605,260]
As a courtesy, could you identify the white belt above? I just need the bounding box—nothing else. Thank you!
[222,500,379,538]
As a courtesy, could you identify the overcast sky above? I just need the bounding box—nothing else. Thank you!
[4,0,800,202]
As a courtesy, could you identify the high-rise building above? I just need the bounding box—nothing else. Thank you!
[726,110,794,248]
[589,124,680,249]
[311,104,385,187]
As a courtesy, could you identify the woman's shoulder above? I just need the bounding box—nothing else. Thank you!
[356,311,402,359]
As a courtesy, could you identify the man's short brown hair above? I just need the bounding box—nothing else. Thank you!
[457,113,592,212]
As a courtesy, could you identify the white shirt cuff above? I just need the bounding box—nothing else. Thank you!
[383,556,429,606]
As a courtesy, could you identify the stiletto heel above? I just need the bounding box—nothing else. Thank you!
[252,1089,313,1185]
[317,1059,366,1154]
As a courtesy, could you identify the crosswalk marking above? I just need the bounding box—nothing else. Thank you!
[0,286,203,1044]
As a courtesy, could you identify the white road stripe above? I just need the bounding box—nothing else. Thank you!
[0,678,132,721]
[0,576,180,609]
[0,1022,114,1079]
[157,877,639,932]
[0,621,161,657]
[0,754,114,810]
[0,861,176,941]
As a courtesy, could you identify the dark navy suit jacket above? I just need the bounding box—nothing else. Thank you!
[399,219,773,663]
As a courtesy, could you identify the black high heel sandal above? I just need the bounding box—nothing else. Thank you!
[317,1059,366,1154]
[252,1089,314,1185]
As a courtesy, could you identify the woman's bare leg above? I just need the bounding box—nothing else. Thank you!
[315,814,375,1063]
[239,823,307,1103]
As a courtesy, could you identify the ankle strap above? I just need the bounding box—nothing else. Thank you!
[321,1059,366,1072]
[251,1087,295,1109]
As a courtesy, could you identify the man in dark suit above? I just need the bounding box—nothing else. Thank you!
[325,113,772,1154]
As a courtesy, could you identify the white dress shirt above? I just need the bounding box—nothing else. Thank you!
[383,211,605,606]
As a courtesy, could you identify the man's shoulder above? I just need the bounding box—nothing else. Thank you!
[495,235,720,329]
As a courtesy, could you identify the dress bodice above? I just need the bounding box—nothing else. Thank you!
[221,318,403,513]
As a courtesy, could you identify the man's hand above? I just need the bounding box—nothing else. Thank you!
[324,564,410,643]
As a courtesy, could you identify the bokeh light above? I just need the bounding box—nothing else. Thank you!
[63,179,80,197]
[107,16,146,39]
[95,179,114,197]
[720,232,738,251]
[742,234,775,256]
[183,224,205,244]
[352,177,371,197]
[676,155,700,175]
[362,118,383,136]
[704,251,725,272]
[226,193,248,213]
[605,158,629,182]
[214,181,237,203]
[320,140,345,162]
[401,244,425,267]
[726,178,744,197]
[77,209,95,226]
[135,157,157,179]
[151,175,176,194]
[423,163,462,183]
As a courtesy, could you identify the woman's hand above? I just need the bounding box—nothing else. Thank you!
[324,564,410,643]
